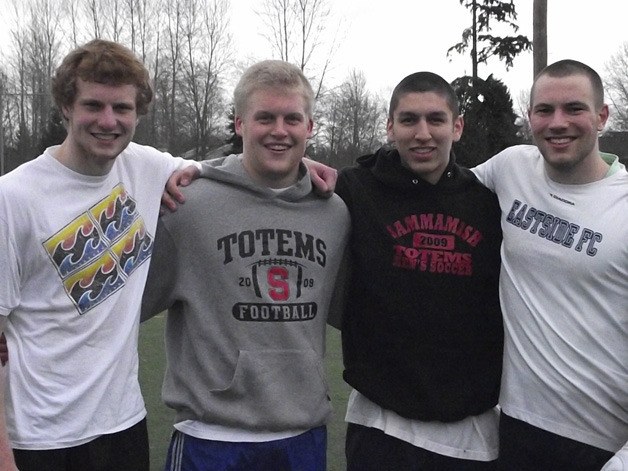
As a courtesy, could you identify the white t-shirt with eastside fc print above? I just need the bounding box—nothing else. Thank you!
[473,146,628,454]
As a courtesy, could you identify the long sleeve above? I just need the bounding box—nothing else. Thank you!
[141,219,178,321]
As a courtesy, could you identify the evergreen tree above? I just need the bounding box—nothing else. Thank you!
[448,0,531,81]
[452,75,521,167]
[38,108,67,153]
[224,106,242,155]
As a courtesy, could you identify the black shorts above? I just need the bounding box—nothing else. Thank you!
[13,417,149,471]
[498,412,614,471]
[345,422,497,471]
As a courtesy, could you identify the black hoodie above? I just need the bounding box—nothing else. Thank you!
[336,147,503,422]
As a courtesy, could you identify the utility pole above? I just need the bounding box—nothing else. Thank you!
[533,0,548,78]
[0,92,5,176]
[1,127,4,176]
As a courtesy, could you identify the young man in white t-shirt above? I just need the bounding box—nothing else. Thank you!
[473,59,627,471]
[0,39,198,471]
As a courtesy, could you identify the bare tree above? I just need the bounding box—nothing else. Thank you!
[604,42,628,130]
[0,69,8,175]
[0,0,236,163]
[159,0,185,152]
[259,0,292,62]
[180,0,231,158]
[108,0,125,42]
[85,0,104,38]
[6,0,37,166]
[124,0,162,144]
[318,70,386,168]
[64,0,83,47]
[26,0,62,145]
[256,0,339,99]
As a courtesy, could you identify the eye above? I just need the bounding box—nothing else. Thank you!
[114,104,135,114]
[533,106,552,115]
[285,115,303,125]
[428,116,446,124]
[83,102,102,111]
[399,115,417,125]
[565,105,586,114]
[255,114,273,124]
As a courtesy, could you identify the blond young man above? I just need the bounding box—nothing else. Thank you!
[141,60,350,471]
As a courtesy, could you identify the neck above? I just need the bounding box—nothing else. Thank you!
[242,157,300,189]
[54,140,114,176]
[545,152,610,185]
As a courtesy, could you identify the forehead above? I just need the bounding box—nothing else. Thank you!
[245,86,309,115]
[393,91,453,116]
[74,78,137,102]
[531,74,596,107]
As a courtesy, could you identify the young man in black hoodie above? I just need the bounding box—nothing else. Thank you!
[333,72,503,470]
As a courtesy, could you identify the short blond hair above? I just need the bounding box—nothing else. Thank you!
[233,60,315,118]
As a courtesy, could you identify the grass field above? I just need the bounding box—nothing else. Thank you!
[138,315,351,471]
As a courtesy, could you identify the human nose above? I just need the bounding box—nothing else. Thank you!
[270,118,289,137]
[548,110,569,130]
[97,106,117,129]
[413,119,430,140]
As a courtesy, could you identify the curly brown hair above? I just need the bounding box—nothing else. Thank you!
[52,39,153,116]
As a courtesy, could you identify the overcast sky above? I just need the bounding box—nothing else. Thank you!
[231,0,628,106]
[1,0,625,110]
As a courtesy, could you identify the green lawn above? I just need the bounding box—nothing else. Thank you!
[138,315,351,470]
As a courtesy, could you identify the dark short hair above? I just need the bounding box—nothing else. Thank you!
[531,59,604,108]
[52,39,153,116]
[389,72,459,119]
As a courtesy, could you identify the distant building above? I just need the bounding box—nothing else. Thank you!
[180,144,232,161]
[600,131,628,165]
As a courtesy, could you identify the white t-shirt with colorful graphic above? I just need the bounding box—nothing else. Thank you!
[0,143,191,449]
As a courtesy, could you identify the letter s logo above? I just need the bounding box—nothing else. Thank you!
[268,266,290,301]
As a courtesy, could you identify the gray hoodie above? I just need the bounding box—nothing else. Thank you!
[142,154,350,433]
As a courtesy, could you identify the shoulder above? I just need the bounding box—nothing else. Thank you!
[120,142,173,162]
[457,165,497,195]
[116,143,187,183]
[337,163,373,197]
[492,144,540,166]
[305,192,351,228]
[326,192,350,213]
[473,144,540,187]
[0,154,46,195]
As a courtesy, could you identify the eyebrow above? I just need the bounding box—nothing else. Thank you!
[533,100,589,109]
[253,110,305,119]
[397,110,449,119]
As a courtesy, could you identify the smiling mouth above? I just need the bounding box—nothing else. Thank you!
[266,143,291,151]
[546,136,575,145]
[409,146,435,156]
[92,133,120,141]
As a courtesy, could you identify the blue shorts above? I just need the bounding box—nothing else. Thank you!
[165,426,327,471]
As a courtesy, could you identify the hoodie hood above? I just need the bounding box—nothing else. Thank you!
[356,146,477,194]
[199,153,313,202]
